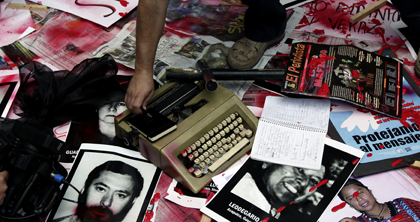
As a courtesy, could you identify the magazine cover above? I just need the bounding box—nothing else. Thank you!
[47,144,162,222]
[201,138,364,222]
[283,42,403,118]
[328,78,420,177]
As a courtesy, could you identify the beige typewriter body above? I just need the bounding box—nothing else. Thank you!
[115,81,258,193]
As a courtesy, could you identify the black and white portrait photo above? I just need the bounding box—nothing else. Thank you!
[201,138,364,222]
[48,144,161,222]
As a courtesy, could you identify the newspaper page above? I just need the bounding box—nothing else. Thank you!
[283,42,403,118]
[201,138,364,222]
[19,12,121,71]
[47,143,162,222]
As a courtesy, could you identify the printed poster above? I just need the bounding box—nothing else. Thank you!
[296,0,404,46]
[29,0,138,27]
[329,78,420,177]
[201,138,364,222]
[318,169,420,221]
[47,144,162,222]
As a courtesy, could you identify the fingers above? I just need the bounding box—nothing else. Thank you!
[0,171,9,206]
[125,92,144,114]
[142,88,154,110]
[125,83,155,114]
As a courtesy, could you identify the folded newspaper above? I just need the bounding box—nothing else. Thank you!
[282,42,403,118]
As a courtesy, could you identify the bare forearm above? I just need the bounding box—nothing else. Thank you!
[125,0,170,114]
[135,0,170,75]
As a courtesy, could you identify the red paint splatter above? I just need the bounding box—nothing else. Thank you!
[390,214,403,221]
[120,0,129,7]
[144,209,154,222]
[317,82,330,97]
[379,145,385,149]
[356,108,369,113]
[276,206,286,213]
[119,12,128,17]
[309,179,329,192]
[352,158,360,164]
[367,153,373,157]
[332,201,347,212]
[174,187,184,195]
[261,217,270,222]
[370,18,382,26]
[352,69,360,78]
[289,201,293,205]
[391,159,403,167]
[374,27,386,43]
[345,40,354,45]
[403,58,415,66]
[313,29,325,35]
[353,191,359,198]
[150,193,160,204]
[317,36,327,43]
[144,193,160,222]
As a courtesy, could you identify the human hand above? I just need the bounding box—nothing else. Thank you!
[125,70,155,114]
[0,171,9,206]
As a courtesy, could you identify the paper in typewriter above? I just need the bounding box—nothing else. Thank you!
[250,96,331,170]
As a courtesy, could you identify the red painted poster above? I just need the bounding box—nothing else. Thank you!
[296,0,403,46]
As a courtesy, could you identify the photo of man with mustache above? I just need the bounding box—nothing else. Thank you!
[53,160,144,222]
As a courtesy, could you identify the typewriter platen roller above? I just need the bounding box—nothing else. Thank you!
[115,81,258,193]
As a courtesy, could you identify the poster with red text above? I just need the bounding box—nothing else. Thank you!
[296,0,403,46]
[29,0,137,27]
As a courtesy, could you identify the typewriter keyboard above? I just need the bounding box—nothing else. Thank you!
[178,112,253,178]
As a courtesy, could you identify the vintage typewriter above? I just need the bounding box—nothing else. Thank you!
[115,81,258,193]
